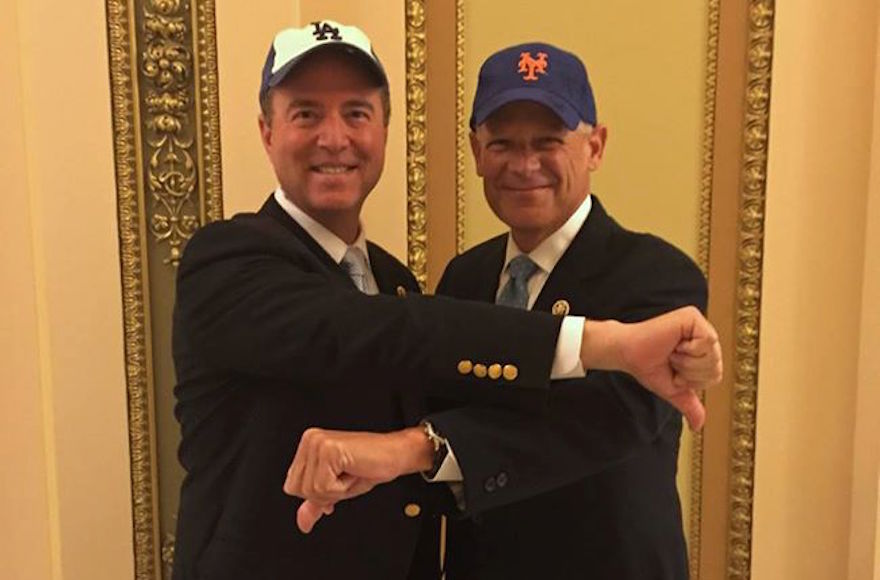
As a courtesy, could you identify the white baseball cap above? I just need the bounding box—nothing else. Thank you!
[259,20,387,102]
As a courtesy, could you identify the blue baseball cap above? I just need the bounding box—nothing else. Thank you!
[259,20,387,103]
[470,42,597,130]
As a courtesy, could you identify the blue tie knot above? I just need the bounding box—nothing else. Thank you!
[507,254,539,282]
[497,254,539,309]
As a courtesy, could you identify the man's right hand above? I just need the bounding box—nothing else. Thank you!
[579,306,722,430]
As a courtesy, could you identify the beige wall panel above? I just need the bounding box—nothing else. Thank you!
[461,0,707,258]
[424,0,459,289]
[0,1,54,578]
[216,0,300,217]
[219,0,408,262]
[11,0,134,578]
[754,0,877,578]
[849,8,880,579]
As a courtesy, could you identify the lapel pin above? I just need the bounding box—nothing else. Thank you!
[551,299,571,317]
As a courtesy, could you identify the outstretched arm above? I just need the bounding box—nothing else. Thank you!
[284,305,722,532]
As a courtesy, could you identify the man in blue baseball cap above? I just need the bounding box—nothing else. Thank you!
[173,24,719,579]
[428,42,701,580]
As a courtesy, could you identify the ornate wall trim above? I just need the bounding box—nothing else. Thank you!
[106,0,223,577]
[405,0,428,288]
[689,1,721,577]
[194,1,225,223]
[455,0,466,254]
[728,1,774,578]
[697,0,720,279]
[106,1,159,576]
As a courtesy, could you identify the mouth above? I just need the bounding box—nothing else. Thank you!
[310,164,358,175]
[501,184,554,193]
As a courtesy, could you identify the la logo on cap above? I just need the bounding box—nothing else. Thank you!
[312,21,342,41]
[518,51,548,81]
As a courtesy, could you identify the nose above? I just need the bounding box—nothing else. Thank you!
[508,149,541,175]
[316,113,350,152]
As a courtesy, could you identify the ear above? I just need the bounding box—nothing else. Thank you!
[586,124,608,171]
[469,131,485,177]
[258,114,273,152]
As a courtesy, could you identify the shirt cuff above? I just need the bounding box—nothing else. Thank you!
[419,443,466,510]
[551,315,586,379]
[422,441,463,482]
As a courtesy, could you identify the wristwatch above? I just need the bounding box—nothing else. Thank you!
[421,421,449,479]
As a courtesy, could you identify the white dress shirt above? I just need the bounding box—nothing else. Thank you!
[273,188,378,293]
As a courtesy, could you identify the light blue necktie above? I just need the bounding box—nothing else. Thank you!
[497,254,539,309]
[341,247,376,295]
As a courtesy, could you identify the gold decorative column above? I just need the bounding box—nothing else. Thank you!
[106,0,223,577]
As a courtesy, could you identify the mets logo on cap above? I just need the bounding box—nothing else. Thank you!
[469,42,597,130]
[518,51,548,81]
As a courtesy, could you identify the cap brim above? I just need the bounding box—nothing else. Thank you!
[471,87,583,131]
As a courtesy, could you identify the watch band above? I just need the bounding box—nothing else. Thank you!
[421,421,449,478]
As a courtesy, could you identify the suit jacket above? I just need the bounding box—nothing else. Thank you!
[170,195,563,580]
[429,197,706,580]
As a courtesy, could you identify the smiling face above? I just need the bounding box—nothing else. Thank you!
[259,49,388,242]
[470,100,607,251]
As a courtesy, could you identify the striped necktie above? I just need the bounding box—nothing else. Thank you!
[341,247,376,295]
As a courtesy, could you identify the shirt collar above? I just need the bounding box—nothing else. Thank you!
[274,188,370,265]
[504,194,592,273]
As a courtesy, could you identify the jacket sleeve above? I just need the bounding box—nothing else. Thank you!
[173,218,562,396]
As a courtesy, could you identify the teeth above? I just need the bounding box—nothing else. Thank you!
[314,165,352,174]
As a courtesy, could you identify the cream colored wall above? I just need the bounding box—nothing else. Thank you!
[461,0,707,256]
[215,0,299,216]
[1,1,54,578]
[217,0,409,262]
[753,1,879,579]
[1,1,134,579]
[849,9,880,578]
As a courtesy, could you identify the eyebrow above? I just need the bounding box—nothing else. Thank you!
[286,99,322,112]
[284,98,376,112]
[482,130,564,143]
[342,98,376,111]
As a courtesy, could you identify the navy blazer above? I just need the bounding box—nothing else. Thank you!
[430,197,705,580]
[171,195,563,579]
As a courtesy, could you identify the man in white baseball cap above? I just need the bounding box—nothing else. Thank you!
[170,20,722,580]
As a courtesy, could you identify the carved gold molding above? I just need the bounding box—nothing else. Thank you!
[728,1,774,578]
[697,0,720,280]
[107,0,160,575]
[689,1,721,578]
[406,0,428,288]
[455,0,466,254]
[195,0,225,224]
[107,0,223,577]
[142,2,199,267]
